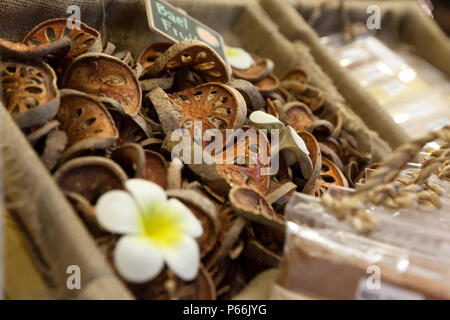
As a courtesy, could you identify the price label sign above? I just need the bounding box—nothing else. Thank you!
[145,0,228,63]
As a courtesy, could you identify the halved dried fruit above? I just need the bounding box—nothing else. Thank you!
[266,98,279,119]
[127,264,216,300]
[187,126,271,196]
[58,89,118,146]
[149,82,247,139]
[137,42,172,75]
[344,159,360,188]
[144,40,230,83]
[214,127,271,195]
[141,150,168,189]
[297,85,325,111]
[283,101,315,133]
[330,110,343,138]
[319,142,344,171]
[227,79,265,112]
[0,37,71,62]
[104,101,151,145]
[54,156,128,205]
[229,186,284,232]
[339,135,372,165]
[281,67,308,84]
[1,61,59,128]
[167,189,219,258]
[23,18,102,60]
[253,73,280,94]
[308,119,334,137]
[309,157,348,197]
[111,143,146,178]
[59,137,116,164]
[300,131,322,194]
[62,53,141,117]
[232,54,273,82]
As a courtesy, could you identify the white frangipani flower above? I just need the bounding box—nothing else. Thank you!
[96,179,203,283]
[225,45,254,70]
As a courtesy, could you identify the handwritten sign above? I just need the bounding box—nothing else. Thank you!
[145,0,228,63]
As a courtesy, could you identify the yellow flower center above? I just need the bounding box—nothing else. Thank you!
[138,203,182,247]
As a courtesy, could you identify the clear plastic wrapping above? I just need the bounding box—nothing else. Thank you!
[273,192,450,300]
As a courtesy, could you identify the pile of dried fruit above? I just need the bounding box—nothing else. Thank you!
[1,18,375,299]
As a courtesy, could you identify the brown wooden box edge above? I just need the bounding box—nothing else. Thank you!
[1,0,393,299]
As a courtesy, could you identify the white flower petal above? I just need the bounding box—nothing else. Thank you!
[163,198,203,238]
[125,179,167,212]
[96,190,141,234]
[225,45,254,70]
[163,235,200,281]
[114,235,164,283]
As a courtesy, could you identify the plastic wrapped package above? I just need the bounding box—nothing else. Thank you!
[322,34,450,139]
[272,193,450,300]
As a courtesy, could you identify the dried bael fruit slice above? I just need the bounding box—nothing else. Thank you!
[309,157,348,197]
[167,189,219,258]
[283,101,315,133]
[141,150,168,189]
[0,37,71,62]
[59,136,118,164]
[232,54,273,82]
[253,73,280,94]
[187,126,271,196]
[229,186,284,233]
[62,53,141,117]
[281,67,308,84]
[58,89,118,146]
[143,40,230,83]
[137,42,172,75]
[330,110,343,138]
[1,61,59,128]
[297,84,325,111]
[227,79,265,112]
[300,131,322,194]
[149,82,247,138]
[127,264,216,300]
[214,126,271,195]
[111,143,146,178]
[308,119,335,138]
[344,159,360,188]
[319,142,344,171]
[101,97,151,145]
[54,156,128,205]
[23,18,102,61]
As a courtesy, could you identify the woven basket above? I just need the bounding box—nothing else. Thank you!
[1,0,395,299]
